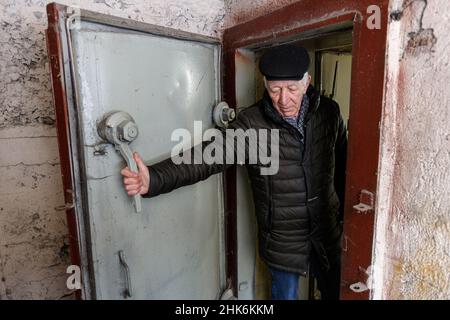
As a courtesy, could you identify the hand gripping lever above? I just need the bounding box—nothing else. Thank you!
[97,111,141,213]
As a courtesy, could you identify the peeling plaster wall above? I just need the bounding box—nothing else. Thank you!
[1,0,225,129]
[0,0,225,299]
[224,0,300,27]
[373,0,450,299]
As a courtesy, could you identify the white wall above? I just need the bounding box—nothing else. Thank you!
[372,0,450,299]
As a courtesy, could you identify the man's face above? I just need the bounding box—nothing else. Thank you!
[266,76,311,118]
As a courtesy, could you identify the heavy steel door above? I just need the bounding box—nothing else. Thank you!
[47,3,227,299]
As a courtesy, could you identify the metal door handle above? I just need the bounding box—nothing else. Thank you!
[97,111,141,212]
[116,143,141,212]
[213,101,235,128]
[118,250,132,298]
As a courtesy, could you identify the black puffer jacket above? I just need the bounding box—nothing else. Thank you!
[144,85,347,274]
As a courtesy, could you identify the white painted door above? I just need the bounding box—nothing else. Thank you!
[62,14,226,299]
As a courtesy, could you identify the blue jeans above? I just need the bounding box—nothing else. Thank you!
[269,267,300,300]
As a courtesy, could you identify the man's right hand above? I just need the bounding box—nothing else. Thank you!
[120,152,150,196]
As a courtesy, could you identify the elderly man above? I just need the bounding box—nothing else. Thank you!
[121,44,347,300]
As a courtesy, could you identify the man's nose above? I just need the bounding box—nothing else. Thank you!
[279,88,289,105]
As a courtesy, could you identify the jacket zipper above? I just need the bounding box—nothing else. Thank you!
[303,96,320,203]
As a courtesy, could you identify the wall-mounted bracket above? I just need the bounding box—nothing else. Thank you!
[352,189,374,213]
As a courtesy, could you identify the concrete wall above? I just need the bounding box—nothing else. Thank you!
[224,0,300,27]
[373,0,450,299]
[0,0,225,300]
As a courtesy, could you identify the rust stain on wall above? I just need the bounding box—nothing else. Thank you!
[405,28,436,55]
[401,0,437,56]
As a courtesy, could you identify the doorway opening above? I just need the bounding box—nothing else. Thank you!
[235,27,352,300]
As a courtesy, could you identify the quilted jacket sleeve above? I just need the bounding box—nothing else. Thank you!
[142,110,251,198]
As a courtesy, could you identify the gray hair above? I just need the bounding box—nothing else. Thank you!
[263,72,309,89]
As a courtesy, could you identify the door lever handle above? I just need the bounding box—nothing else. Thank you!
[116,142,141,213]
[118,250,132,298]
[97,111,141,212]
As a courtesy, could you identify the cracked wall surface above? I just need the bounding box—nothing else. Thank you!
[0,0,226,300]
[0,0,225,129]
[373,0,450,299]
[223,0,300,27]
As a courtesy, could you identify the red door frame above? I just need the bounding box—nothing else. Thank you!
[223,0,389,299]
[46,3,83,299]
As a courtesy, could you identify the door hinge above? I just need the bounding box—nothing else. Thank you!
[352,189,374,213]
[349,265,372,293]
[118,250,133,299]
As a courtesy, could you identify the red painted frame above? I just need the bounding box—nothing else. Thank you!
[223,0,389,299]
[46,3,83,299]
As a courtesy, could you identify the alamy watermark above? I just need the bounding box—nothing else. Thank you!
[66,265,81,290]
[171,121,280,175]
[367,5,382,30]
[65,4,382,30]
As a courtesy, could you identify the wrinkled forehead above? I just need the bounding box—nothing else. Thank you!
[266,79,302,88]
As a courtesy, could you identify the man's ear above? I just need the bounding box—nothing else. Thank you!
[303,74,312,94]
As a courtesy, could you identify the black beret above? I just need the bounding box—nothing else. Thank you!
[259,44,310,80]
